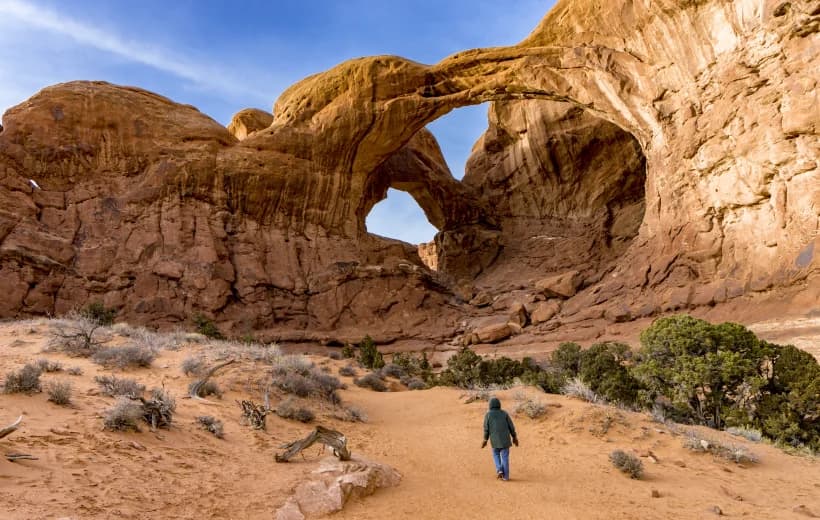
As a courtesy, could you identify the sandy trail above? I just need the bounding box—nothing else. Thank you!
[341,386,820,520]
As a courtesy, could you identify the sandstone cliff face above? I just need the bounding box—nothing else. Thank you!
[0,0,817,341]
[0,83,459,341]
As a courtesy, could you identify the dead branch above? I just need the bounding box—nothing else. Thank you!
[238,400,268,430]
[0,416,23,440]
[6,453,38,462]
[138,388,175,431]
[275,426,351,463]
[188,359,235,402]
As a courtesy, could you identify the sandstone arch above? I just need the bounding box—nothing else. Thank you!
[0,0,816,340]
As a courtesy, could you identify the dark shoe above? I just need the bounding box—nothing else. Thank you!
[496,471,503,479]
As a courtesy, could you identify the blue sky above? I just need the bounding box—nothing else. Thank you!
[0,0,553,243]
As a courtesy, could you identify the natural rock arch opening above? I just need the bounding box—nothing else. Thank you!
[364,188,439,245]
[453,99,648,288]
[357,95,648,287]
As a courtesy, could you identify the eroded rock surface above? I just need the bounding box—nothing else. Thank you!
[0,0,817,342]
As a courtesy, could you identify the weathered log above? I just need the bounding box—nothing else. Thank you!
[188,359,235,402]
[6,453,38,462]
[275,426,351,463]
[238,400,268,430]
[0,416,22,440]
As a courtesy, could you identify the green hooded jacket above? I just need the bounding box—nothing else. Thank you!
[483,397,517,449]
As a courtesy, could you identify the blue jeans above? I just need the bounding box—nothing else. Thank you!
[492,447,510,480]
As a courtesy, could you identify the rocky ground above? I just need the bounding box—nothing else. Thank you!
[0,319,817,519]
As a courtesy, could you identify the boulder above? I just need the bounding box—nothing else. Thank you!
[275,457,401,519]
[507,302,529,327]
[531,301,561,325]
[469,291,493,308]
[474,322,513,344]
[535,271,582,299]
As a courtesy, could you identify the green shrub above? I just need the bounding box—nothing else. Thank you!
[551,342,582,377]
[633,315,767,428]
[392,352,430,375]
[81,302,117,326]
[578,342,642,406]
[357,336,384,369]
[193,313,224,340]
[341,343,356,359]
[609,450,643,478]
[438,348,546,389]
[756,344,820,451]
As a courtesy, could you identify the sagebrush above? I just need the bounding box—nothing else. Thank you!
[275,398,315,423]
[46,380,73,405]
[609,450,643,478]
[92,345,157,369]
[354,372,387,392]
[94,375,145,397]
[104,397,143,431]
[3,363,42,394]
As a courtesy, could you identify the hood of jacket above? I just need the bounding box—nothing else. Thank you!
[489,397,501,409]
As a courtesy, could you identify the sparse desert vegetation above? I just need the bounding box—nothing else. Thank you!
[92,344,157,369]
[354,372,388,392]
[3,363,42,394]
[94,375,146,398]
[0,317,817,520]
[609,450,643,479]
[45,380,73,406]
[103,397,144,431]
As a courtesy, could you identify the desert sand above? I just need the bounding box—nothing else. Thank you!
[1,320,818,520]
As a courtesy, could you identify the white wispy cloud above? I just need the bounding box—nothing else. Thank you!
[0,0,270,103]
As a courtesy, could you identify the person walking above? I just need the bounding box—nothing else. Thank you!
[481,397,518,481]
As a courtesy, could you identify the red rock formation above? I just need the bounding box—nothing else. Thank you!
[1,0,817,343]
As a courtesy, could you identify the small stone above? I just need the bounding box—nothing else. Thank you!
[709,505,723,516]
[651,489,661,498]
[130,441,147,451]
